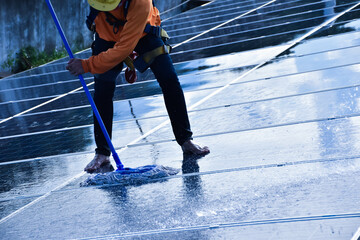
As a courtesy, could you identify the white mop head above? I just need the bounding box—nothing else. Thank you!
[81,165,179,187]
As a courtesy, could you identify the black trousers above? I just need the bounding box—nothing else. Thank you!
[92,34,193,156]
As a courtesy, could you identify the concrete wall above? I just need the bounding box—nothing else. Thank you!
[0,0,183,72]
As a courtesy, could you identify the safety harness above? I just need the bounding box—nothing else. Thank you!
[86,0,171,73]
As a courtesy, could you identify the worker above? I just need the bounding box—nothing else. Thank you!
[66,0,210,173]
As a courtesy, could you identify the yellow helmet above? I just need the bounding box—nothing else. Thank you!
[87,0,122,11]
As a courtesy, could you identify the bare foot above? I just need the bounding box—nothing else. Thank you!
[181,140,210,155]
[84,154,114,173]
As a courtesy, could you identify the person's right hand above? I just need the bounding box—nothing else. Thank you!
[66,58,85,76]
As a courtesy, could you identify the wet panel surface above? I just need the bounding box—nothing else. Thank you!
[1,161,360,239]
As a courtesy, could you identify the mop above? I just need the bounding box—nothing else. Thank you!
[45,0,179,186]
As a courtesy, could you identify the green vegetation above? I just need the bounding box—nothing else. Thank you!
[1,46,67,74]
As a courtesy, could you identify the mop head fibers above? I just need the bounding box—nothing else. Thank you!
[80,165,179,187]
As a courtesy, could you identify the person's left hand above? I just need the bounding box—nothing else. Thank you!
[66,58,85,76]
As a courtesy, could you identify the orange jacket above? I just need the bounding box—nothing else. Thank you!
[81,0,161,74]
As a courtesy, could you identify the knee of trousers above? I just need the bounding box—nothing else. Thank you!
[150,54,180,88]
[157,73,181,92]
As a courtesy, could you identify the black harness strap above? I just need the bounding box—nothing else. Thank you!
[86,0,132,34]
[144,24,169,41]
[105,11,126,34]
[86,7,99,31]
[123,0,131,19]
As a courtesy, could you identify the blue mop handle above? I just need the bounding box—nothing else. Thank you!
[45,0,124,170]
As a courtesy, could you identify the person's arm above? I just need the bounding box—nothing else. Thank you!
[82,0,151,74]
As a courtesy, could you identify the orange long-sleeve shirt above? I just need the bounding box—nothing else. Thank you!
[81,0,161,74]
